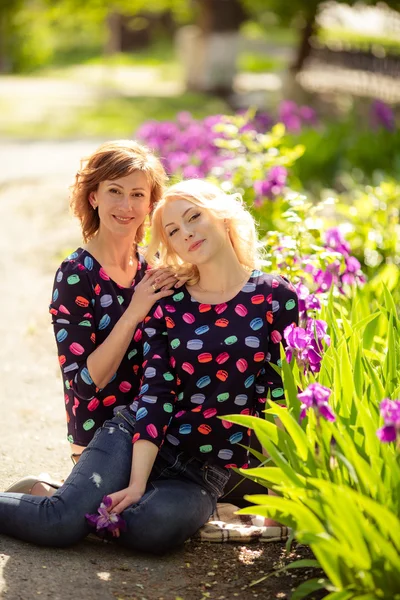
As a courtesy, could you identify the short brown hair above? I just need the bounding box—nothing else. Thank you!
[70,140,167,244]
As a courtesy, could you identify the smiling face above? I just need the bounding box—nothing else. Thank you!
[90,171,151,240]
[162,197,227,265]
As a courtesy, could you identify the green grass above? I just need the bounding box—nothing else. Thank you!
[84,38,177,67]
[0,93,231,139]
[37,38,180,80]
[237,52,287,73]
[241,22,298,46]
[318,27,400,54]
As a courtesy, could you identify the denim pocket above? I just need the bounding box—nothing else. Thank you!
[202,465,230,499]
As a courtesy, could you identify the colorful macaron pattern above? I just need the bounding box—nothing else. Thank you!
[130,271,298,469]
[50,248,146,446]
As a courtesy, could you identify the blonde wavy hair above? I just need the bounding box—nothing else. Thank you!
[70,140,167,245]
[146,179,261,283]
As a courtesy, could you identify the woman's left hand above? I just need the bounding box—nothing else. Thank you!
[147,267,188,290]
[106,485,145,537]
[108,484,145,514]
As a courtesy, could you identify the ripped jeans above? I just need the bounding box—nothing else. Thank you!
[0,409,229,554]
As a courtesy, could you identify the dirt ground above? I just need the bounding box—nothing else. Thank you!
[0,140,323,600]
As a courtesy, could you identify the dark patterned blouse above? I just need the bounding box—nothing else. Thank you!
[129,270,299,469]
[49,248,147,446]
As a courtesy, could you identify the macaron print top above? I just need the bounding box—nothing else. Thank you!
[49,248,147,446]
[129,271,299,469]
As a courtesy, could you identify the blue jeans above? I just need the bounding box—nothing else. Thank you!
[0,409,229,554]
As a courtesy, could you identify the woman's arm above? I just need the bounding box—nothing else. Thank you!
[255,276,299,405]
[107,439,159,514]
[105,302,178,515]
[87,268,176,389]
[51,264,174,395]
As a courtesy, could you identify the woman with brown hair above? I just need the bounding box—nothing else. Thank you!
[7,140,179,495]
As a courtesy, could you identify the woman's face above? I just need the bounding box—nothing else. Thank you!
[162,198,227,265]
[90,171,151,239]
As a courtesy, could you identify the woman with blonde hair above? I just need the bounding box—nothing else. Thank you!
[0,179,298,552]
[6,140,178,495]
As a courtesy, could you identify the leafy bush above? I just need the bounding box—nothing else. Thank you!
[226,285,400,599]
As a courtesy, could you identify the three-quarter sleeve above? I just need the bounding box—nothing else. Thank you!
[131,304,177,448]
[49,262,98,402]
[255,276,299,404]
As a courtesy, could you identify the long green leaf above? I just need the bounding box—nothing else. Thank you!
[291,578,330,600]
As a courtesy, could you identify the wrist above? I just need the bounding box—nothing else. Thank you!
[122,307,141,329]
[128,480,146,494]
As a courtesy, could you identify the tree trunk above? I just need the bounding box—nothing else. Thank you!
[291,14,318,73]
[177,0,247,95]
[105,12,122,55]
[0,11,12,72]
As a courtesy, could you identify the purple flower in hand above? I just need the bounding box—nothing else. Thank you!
[298,383,336,422]
[86,495,127,533]
[376,399,400,443]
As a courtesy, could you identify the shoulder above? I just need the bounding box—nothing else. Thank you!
[54,248,94,289]
[250,270,296,296]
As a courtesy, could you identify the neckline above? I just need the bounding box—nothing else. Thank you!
[77,247,142,290]
[183,271,255,306]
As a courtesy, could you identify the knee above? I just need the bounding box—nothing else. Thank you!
[32,507,88,547]
[120,505,196,555]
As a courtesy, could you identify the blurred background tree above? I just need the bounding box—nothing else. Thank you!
[242,0,400,72]
[0,0,192,72]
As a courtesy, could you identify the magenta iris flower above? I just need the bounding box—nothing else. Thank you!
[284,319,330,374]
[376,399,400,443]
[298,383,336,422]
[295,282,321,320]
[86,496,127,533]
[309,229,365,293]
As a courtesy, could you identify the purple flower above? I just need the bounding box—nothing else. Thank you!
[284,319,330,374]
[376,398,400,443]
[312,229,364,291]
[325,228,351,256]
[294,282,321,319]
[298,105,318,126]
[298,383,336,422]
[370,100,396,132]
[86,495,127,533]
[254,166,287,203]
[278,100,319,132]
[314,265,336,293]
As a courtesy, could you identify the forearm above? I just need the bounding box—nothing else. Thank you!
[87,310,140,389]
[129,440,159,490]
